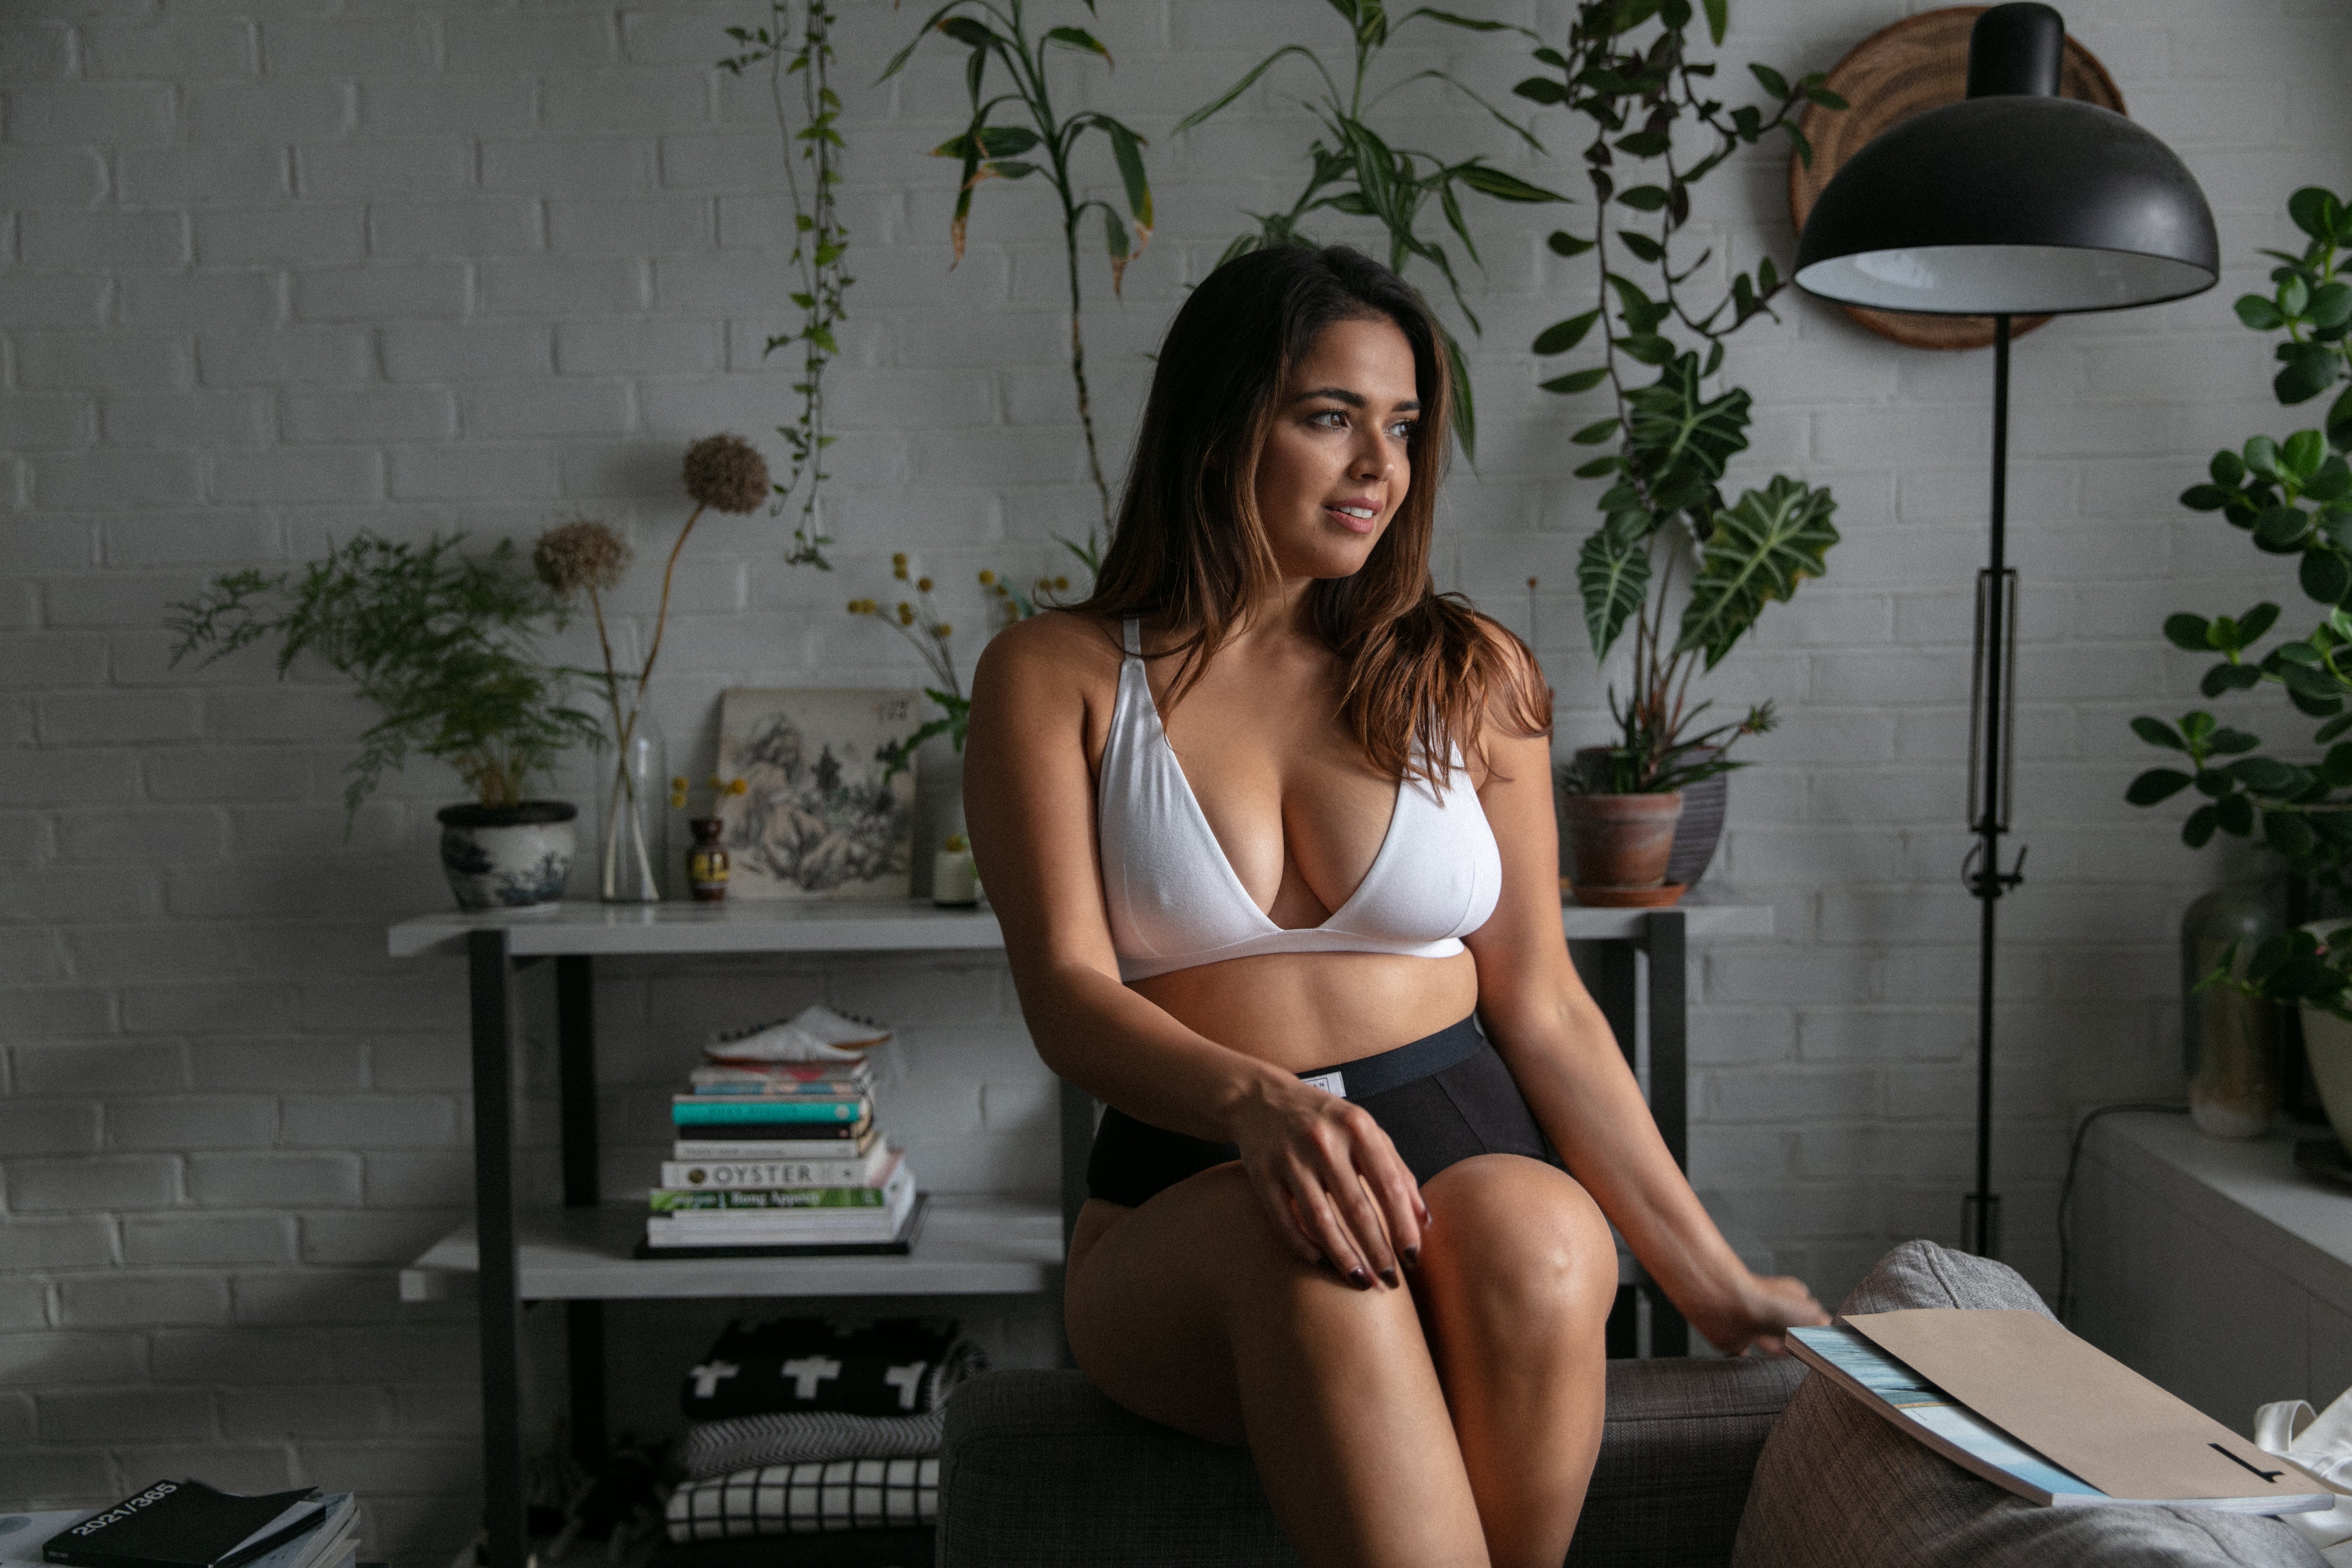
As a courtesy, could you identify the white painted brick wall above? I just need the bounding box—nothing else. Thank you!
[5,0,2349,1559]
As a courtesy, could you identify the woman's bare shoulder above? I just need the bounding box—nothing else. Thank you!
[973,609,1124,695]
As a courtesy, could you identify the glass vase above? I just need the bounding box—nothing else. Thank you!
[599,704,667,904]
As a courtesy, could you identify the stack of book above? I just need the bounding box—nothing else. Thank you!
[16,1483,359,1568]
[642,1006,920,1258]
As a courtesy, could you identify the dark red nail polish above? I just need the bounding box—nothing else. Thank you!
[1379,1267,1400,1289]
[1349,1267,1371,1289]
[1402,1247,1420,1270]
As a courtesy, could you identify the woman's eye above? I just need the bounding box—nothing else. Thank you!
[1387,420,1417,439]
[1310,409,1346,429]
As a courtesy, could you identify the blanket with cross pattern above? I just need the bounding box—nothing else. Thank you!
[681,1317,982,1421]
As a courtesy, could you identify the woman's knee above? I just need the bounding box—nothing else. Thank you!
[1420,1156,1617,1324]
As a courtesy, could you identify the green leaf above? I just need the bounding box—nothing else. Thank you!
[1619,231,1665,263]
[1105,119,1153,232]
[2213,448,2248,486]
[2203,662,2264,697]
[2303,549,2352,606]
[1577,525,1652,658]
[2268,811,2318,860]
[1174,45,1320,135]
[1617,184,1670,212]
[1549,230,1596,257]
[1533,310,1602,358]
[2209,726,2260,754]
[2310,283,2352,330]
[1456,165,1569,205]
[2127,768,2194,806]
[1042,25,1111,61]
[1443,325,1477,462]
[1748,63,1790,99]
[1542,365,1613,395]
[2323,742,2352,786]
[1673,474,1839,668]
[2217,792,2257,836]
[2237,294,2287,332]
[974,125,1040,157]
[2256,506,2311,551]
[2181,484,2232,511]
[2131,716,2187,751]
[2247,435,2284,478]
[2162,613,2212,652]
[1620,332,1676,365]
[2184,804,2218,848]
[2231,756,2304,794]
[2242,603,2284,648]
[1573,454,1621,477]
[939,16,998,48]
[1513,75,1568,105]
[1572,417,1620,446]
[1624,352,1752,489]
[2291,186,2343,241]
[1614,130,1672,159]
[1805,86,1849,110]
[2282,275,2312,318]
[2279,342,2342,405]
[2310,458,2352,503]
[2333,385,2352,454]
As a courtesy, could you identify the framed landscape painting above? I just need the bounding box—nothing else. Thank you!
[715,688,921,900]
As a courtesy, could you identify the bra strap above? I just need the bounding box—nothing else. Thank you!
[1121,617,1141,658]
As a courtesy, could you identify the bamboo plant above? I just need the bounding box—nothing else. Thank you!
[723,1,852,570]
[1176,0,1568,459]
[882,0,1154,570]
[1522,0,1842,794]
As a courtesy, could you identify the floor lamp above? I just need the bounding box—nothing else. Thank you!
[1791,2,2218,1258]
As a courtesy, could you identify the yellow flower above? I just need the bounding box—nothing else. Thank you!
[945,832,969,853]
[934,622,953,638]
[670,795,688,810]
[671,776,689,792]
[892,553,909,579]
[977,569,996,587]
[897,602,914,626]
[1054,576,1069,591]
[916,576,933,593]
[729,778,748,796]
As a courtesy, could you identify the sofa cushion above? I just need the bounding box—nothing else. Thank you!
[939,1356,1804,1568]
[1731,1240,2327,1568]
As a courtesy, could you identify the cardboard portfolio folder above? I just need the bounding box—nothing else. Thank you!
[1846,1309,2327,1506]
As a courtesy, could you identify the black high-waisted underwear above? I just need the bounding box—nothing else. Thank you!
[1084,1014,1560,1208]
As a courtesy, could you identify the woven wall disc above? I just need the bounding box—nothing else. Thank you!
[1787,6,2126,351]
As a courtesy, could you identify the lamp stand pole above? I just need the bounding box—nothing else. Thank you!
[1964,312,2024,1259]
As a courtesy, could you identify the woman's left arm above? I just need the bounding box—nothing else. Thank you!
[1464,720,1828,1355]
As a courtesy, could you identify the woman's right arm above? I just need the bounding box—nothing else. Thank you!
[962,617,1423,1286]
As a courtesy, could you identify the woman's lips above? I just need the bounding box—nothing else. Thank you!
[1325,502,1380,535]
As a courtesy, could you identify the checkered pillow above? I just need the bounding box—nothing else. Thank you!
[664,1458,938,1540]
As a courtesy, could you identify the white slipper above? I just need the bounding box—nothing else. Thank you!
[705,1005,890,1064]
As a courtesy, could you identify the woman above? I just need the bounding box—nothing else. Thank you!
[963,245,1827,1568]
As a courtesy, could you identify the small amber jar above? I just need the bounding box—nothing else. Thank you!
[686,818,730,903]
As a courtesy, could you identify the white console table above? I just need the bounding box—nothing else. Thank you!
[388,895,1769,1568]
[2072,1112,2352,1431]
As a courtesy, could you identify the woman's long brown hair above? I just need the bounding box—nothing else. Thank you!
[1073,244,1550,783]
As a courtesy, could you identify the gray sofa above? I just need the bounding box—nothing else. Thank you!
[938,1242,2327,1568]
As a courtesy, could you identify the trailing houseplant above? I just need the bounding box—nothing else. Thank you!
[1514,0,1840,895]
[1176,0,1568,459]
[882,0,1154,570]
[723,2,850,570]
[166,533,602,909]
[2120,184,2352,1141]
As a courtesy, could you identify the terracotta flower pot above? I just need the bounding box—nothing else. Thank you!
[1559,791,1684,899]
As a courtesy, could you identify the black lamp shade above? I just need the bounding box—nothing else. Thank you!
[1794,8,2217,316]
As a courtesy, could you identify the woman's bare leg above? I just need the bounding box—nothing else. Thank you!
[1065,1164,1489,1568]
[1414,1154,1617,1568]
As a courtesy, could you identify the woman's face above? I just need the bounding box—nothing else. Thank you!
[1250,314,1421,583]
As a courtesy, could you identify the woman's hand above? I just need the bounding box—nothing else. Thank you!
[1229,1079,1427,1290]
[1688,1271,1833,1357]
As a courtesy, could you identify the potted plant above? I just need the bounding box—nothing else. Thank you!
[167,533,603,910]
[2124,183,2352,1140]
[1515,2,1841,904]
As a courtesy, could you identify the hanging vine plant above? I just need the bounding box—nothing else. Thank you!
[882,0,1155,573]
[723,1,851,570]
[1522,0,1844,792]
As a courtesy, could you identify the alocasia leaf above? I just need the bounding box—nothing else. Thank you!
[1578,524,1653,659]
[1675,475,1840,668]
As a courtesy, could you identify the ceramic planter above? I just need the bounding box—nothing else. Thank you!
[437,802,577,911]
[1559,791,1684,906]
[1571,745,1726,887]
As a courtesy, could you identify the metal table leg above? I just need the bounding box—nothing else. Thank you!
[1644,911,1689,1357]
[467,931,526,1568]
[556,955,606,1468]
[1573,938,1644,1358]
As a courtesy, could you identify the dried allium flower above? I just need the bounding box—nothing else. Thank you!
[682,433,771,515]
[533,517,632,597]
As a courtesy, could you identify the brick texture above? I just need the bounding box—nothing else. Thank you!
[6,0,2349,1562]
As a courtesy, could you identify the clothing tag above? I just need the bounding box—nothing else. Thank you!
[1299,1070,1346,1098]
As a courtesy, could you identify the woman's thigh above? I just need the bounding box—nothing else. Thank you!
[1064,1163,1429,1446]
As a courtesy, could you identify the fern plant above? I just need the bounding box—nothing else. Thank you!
[166,534,603,820]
